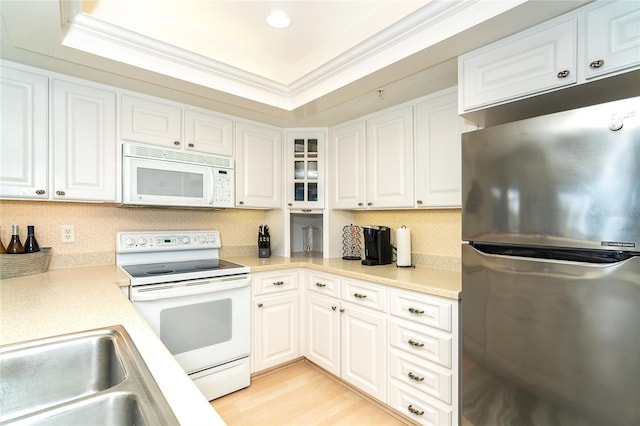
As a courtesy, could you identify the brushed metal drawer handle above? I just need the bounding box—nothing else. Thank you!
[56,190,66,196]
[35,189,46,195]
[273,281,284,286]
[315,282,327,288]
[408,405,424,416]
[408,307,424,315]
[408,372,424,382]
[354,293,367,299]
[557,69,570,79]
[408,339,424,348]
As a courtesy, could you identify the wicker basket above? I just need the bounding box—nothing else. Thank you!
[0,247,52,279]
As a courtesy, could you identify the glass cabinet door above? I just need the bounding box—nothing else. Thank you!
[288,134,323,208]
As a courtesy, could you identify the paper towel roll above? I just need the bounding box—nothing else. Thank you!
[396,226,412,267]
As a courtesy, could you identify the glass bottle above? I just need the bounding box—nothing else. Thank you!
[0,226,6,254]
[6,225,24,254]
[24,225,40,253]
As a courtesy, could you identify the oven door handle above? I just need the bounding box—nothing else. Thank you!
[131,277,250,301]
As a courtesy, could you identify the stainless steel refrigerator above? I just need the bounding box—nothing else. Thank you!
[461,96,640,426]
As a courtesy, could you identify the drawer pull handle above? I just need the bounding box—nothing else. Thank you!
[173,141,181,146]
[408,339,424,348]
[56,190,66,196]
[408,405,424,416]
[273,281,284,286]
[408,307,424,315]
[557,69,570,79]
[35,189,46,195]
[354,293,367,299]
[408,372,424,382]
[315,282,327,288]
[589,59,604,69]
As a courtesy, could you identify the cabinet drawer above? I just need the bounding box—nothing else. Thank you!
[389,349,452,404]
[389,319,452,368]
[389,290,452,332]
[341,278,387,312]
[306,271,340,298]
[253,271,298,295]
[388,379,452,426]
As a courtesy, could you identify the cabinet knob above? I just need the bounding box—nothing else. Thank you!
[340,308,345,313]
[408,405,424,416]
[188,143,195,148]
[557,70,570,79]
[258,303,263,308]
[367,202,373,206]
[416,200,423,205]
[589,59,604,69]
[357,203,364,207]
[35,189,46,195]
[239,201,244,205]
[332,306,337,311]
[173,141,181,146]
[288,203,293,206]
[56,190,66,196]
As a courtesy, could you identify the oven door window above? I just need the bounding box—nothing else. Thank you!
[160,298,232,355]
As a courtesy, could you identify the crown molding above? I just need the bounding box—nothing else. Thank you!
[59,0,503,111]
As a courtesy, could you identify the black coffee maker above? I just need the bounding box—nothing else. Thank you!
[361,226,393,266]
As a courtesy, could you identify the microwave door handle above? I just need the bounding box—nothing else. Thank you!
[207,168,215,206]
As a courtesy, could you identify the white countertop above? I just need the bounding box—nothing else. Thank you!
[0,265,225,426]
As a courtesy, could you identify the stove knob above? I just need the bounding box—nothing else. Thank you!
[137,238,147,246]
[182,236,190,244]
[125,237,135,247]
[198,236,207,243]
[209,234,217,242]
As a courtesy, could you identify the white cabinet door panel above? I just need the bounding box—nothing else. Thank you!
[585,1,640,79]
[184,109,233,156]
[254,293,299,372]
[460,19,577,111]
[121,95,181,147]
[0,67,48,198]
[305,293,340,376]
[330,121,366,209]
[52,80,116,201]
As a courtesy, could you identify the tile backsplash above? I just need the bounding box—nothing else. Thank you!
[0,201,265,268]
[0,201,461,270]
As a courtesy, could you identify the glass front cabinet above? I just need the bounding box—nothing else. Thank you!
[286,130,325,209]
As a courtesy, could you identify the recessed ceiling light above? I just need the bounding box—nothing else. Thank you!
[267,10,291,29]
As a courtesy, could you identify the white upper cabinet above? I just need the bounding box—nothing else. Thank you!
[459,0,640,113]
[0,66,48,199]
[183,109,233,156]
[235,121,282,209]
[585,1,640,79]
[331,105,414,210]
[51,79,117,201]
[121,94,181,147]
[366,105,414,209]
[285,129,325,209]
[330,120,367,209]
[415,87,476,208]
[121,94,233,156]
[459,18,577,112]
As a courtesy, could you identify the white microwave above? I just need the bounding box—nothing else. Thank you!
[122,144,234,208]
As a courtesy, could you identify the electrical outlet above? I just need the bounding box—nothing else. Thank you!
[61,225,75,243]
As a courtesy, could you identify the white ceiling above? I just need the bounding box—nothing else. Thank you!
[0,1,591,126]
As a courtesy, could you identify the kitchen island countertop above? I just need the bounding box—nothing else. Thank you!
[228,255,461,300]
[0,265,225,426]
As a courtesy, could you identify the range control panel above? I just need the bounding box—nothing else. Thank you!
[117,230,222,252]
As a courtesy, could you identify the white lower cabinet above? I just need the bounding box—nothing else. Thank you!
[255,268,459,423]
[387,288,459,426]
[304,272,387,401]
[252,271,300,373]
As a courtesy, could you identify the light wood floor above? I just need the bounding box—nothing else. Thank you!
[211,360,412,426]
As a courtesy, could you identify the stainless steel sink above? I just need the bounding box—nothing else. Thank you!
[0,326,178,425]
